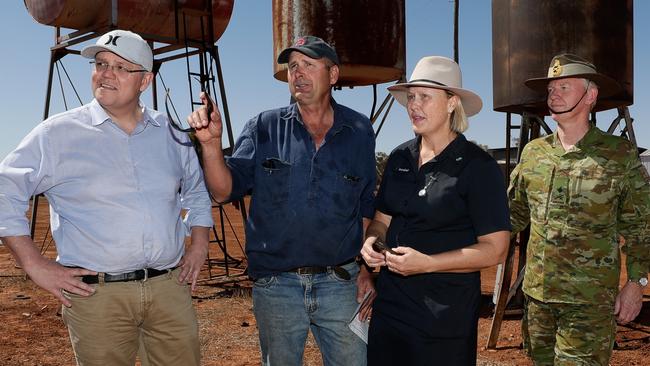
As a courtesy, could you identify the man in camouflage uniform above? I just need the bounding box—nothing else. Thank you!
[509,53,650,365]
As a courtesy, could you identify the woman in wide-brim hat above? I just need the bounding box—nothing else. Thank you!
[361,56,511,366]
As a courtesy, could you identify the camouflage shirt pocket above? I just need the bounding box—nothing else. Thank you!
[527,166,556,224]
[568,170,620,221]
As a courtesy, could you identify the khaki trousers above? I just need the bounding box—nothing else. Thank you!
[62,268,200,366]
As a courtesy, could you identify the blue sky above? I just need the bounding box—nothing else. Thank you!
[1,1,649,160]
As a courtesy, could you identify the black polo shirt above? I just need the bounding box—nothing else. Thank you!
[376,134,510,254]
[372,134,511,341]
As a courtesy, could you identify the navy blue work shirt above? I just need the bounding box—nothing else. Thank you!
[226,99,376,279]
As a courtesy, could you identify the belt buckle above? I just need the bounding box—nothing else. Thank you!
[143,268,149,282]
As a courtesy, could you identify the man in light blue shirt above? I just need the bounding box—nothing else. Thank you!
[0,29,213,366]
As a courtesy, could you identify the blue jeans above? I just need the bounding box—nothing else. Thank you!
[252,261,366,366]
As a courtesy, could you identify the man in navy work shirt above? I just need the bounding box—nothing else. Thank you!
[188,36,376,365]
[0,30,213,365]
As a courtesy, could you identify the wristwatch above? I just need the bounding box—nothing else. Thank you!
[630,277,648,287]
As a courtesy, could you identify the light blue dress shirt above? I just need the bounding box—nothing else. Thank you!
[0,99,213,274]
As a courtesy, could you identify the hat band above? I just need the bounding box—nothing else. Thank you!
[408,79,448,87]
[546,63,597,78]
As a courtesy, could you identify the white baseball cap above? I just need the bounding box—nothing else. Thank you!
[81,29,153,72]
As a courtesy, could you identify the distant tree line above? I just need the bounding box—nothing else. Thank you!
[375,152,389,194]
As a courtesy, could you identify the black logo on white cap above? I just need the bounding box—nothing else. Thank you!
[104,35,121,46]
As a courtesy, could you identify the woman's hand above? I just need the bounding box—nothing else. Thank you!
[361,236,387,268]
[385,246,433,276]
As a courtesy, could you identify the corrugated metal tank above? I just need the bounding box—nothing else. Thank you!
[24,0,234,44]
[272,0,405,87]
[492,0,633,115]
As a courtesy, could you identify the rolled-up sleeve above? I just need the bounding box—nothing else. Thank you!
[0,123,55,237]
[179,133,214,230]
[359,129,376,219]
[226,118,258,201]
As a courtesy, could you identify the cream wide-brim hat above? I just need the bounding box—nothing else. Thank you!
[388,56,483,117]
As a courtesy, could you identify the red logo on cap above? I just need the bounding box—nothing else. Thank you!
[295,38,306,46]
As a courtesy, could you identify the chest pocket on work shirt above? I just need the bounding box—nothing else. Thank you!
[257,157,292,206]
[333,172,363,214]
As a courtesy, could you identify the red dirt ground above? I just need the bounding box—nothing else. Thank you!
[1,198,648,365]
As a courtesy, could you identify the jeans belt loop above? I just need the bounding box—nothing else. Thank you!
[98,272,105,285]
[143,268,149,282]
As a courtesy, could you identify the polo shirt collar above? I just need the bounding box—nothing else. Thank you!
[406,133,467,166]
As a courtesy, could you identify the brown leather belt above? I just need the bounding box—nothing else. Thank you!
[79,268,174,284]
[287,258,355,280]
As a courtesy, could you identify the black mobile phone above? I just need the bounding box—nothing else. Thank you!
[372,239,402,255]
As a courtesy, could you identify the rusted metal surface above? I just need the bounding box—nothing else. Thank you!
[492,0,633,114]
[272,0,405,87]
[24,0,234,44]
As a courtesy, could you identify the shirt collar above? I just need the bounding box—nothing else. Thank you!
[89,99,111,126]
[549,124,598,154]
[406,133,467,166]
[280,98,356,134]
[88,99,160,128]
[574,125,600,151]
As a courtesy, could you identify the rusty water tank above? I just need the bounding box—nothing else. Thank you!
[272,0,405,87]
[24,0,234,44]
[492,0,633,115]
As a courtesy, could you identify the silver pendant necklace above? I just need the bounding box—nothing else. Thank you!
[418,174,438,197]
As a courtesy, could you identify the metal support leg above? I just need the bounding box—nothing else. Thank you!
[487,238,517,349]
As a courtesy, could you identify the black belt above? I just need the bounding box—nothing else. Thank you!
[287,258,355,280]
[79,268,174,284]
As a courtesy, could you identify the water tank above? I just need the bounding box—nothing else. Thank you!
[492,0,633,115]
[272,0,405,87]
[24,0,234,44]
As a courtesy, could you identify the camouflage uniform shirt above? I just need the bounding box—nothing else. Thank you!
[509,126,650,304]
